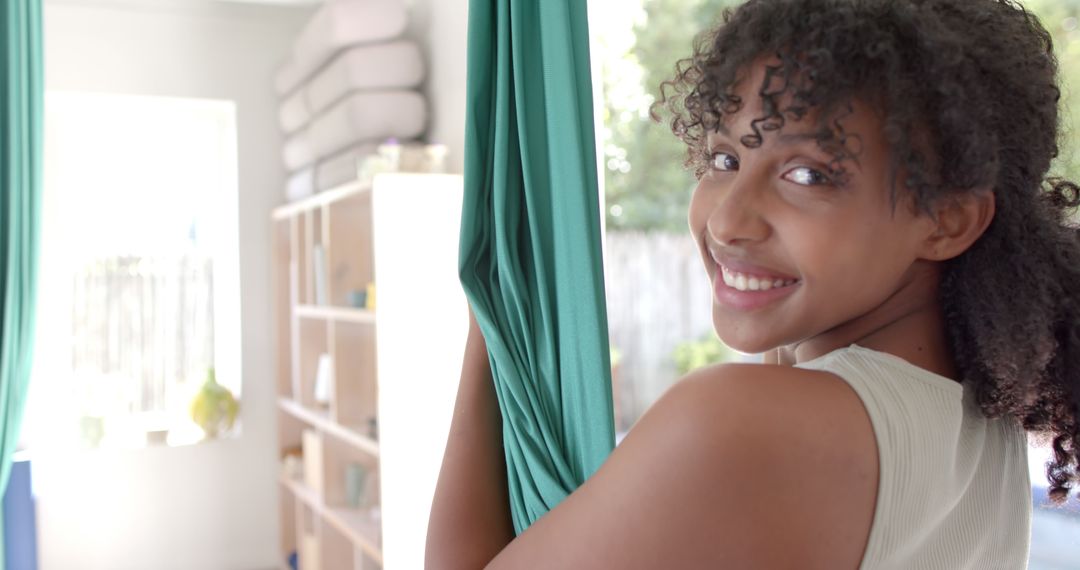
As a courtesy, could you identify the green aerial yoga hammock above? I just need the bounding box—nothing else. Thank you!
[458,0,616,535]
[0,0,43,568]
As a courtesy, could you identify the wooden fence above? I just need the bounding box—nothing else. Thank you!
[604,231,746,431]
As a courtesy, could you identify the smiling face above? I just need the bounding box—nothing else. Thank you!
[688,57,942,355]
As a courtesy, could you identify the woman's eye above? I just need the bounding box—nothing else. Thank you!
[710,151,739,172]
[784,166,831,186]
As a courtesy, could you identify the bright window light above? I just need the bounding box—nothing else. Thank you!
[26,91,242,450]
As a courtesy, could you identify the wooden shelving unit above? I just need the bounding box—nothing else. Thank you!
[272,174,469,570]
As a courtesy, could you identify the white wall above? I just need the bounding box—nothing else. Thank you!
[370,175,468,570]
[406,0,470,174]
[35,1,311,569]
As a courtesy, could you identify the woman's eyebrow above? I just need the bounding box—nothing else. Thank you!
[714,121,823,145]
[711,123,863,172]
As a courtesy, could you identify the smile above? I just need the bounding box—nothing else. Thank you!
[714,263,801,311]
[719,265,800,292]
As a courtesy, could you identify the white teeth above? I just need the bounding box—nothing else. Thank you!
[720,265,798,292]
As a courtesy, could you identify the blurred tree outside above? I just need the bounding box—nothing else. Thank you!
[601,0,1080,232]
[601,0,738,232]
[1026,0,1080,189]
[672,333,735,376]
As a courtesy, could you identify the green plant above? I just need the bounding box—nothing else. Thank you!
[672,333,735,376]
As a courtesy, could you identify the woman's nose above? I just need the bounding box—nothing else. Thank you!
[703,176,771,247]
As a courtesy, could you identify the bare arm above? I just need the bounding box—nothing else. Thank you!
[428,320,874,568]
[426,307,515,569]
[483,364,877,569]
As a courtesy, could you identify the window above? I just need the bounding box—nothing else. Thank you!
[1027,440,1080,567]
[26,91,242,450]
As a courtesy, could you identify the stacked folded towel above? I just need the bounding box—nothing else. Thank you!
[276,0,427,202]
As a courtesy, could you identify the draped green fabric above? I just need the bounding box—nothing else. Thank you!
[458,0,616,535]
[0,0,43,567]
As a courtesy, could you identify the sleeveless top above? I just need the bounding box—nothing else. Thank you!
[794,344,1032,569]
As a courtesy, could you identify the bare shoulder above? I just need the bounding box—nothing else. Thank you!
[658,363,878,566]
[487,363,878,569]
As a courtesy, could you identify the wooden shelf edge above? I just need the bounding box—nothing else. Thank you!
[280,474,384,566]
[279,474,319,503]
[294,305,376,324]
[272,179,372,220]
[324,506,384,566]
[278,398,380,458]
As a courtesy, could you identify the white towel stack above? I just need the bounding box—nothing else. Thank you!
[276,0,427,202]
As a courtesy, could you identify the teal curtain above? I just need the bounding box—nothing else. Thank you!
[458,0,616,535]
[0,0,43,567]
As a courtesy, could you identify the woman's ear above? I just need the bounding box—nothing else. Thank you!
[919,188,996,262]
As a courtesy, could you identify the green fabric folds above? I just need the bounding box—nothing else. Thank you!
[458,0,616,534]
[0,0,43,567]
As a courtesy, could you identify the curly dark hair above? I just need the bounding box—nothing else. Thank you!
[656,0,1080,504]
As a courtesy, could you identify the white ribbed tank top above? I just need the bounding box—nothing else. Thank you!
[794,344,1032,569]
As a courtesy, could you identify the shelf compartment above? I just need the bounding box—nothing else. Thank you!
[282,475,383,566]
[298,498,320,570]
[331,320,378,431]
[302,207,327,306]
[354,546,381,570]
[293,214,310,308]
[278,486,298,569]
[325,192,374,308]
[322,434,381,512]
[274,218,296,400]
[325,506,382,567]
[320,512,356,570]
[277,406,309,461]
[295,317,330,407]
[279,398,379,458]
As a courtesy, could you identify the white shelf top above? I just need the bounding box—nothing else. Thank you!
[273,179,372,220]
[294,305,376,324]
[272,173,465,221]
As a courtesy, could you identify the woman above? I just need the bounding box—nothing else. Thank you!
[427,0,1080,567]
